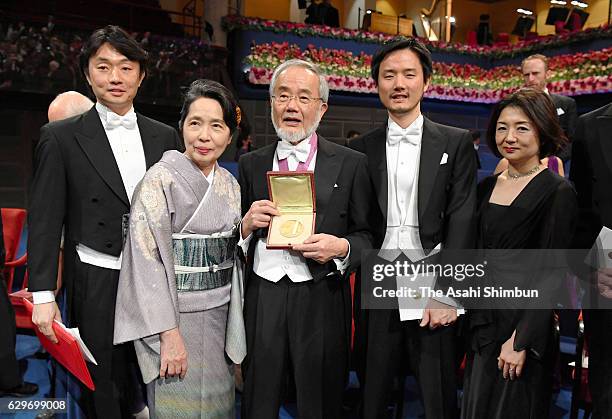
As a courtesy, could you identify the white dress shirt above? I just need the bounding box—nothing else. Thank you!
[238,138,350,283]
[383,115,423,251]
[33,103,147,304]
[381,115,461,320]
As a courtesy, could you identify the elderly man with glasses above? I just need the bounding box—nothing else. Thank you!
[238,59,374,418]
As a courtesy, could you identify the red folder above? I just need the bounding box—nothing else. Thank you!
[22,298,95,391]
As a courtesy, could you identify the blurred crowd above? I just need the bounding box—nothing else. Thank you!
[0,20,233,103]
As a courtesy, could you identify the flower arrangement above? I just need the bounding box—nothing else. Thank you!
[223,15,612,59]
[245,42,612,102]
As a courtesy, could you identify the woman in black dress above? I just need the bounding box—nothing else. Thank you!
[461,88,577,419]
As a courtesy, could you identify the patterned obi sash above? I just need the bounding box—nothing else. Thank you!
[172,227,238,292]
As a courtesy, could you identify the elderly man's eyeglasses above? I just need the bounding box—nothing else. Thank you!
[272,94,323,105]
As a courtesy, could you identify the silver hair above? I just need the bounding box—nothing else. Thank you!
[268,59,329,103]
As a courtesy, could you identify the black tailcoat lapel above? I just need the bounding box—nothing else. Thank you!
[137,114,163,169]
[364,126,388,221]
[252,144,276,201]
[314,138,344,231]
[596,106,612,174]
[418,118,448,220]
[75,108,129,206]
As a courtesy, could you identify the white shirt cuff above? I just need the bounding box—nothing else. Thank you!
[238,223,253,254]
[332,239,351,275]
[32,290,56,304]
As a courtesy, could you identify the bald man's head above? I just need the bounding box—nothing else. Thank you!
[48,91,94,122]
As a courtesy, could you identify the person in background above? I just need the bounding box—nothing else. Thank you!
[345,130,360,145]
[521,54,576,162]
[47,91,94,122]
[570,101,612,418]
[305,0,340,27]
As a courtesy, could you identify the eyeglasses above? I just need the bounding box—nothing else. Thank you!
[271,94,323,105]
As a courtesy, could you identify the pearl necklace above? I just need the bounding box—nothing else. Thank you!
[507,164,541,180]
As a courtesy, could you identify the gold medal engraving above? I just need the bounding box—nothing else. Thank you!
[280,220,304,238]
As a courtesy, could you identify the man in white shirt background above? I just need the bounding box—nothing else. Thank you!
[521,54,577,162]
[350,38,477,418]
[238,59,374,419]
[28,26,180,418]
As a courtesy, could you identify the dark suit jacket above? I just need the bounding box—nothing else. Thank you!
[28,106,181,292]
[570,103,612,410]
[570,103,612,251]
[238,135,373,282]
[571,103,612,313]
[550,93,577,161]
[349,117,477,252]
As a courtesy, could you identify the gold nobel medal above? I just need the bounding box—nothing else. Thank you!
[280,219,304,238]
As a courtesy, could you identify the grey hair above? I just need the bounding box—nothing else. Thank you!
[268,59,329,103]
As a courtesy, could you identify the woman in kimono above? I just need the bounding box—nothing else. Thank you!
[114,79,246,418]
[461,88,577,418]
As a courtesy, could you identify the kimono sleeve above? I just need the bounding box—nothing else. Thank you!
[114,166,179,345]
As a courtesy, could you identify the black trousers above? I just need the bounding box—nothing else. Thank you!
[584,309,612,419]
[241,273,350,419]
[70,257,135,419]
[362,308,458,419]
[0,278,21,389]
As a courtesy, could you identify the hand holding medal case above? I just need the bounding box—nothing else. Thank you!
[266,171,316,249]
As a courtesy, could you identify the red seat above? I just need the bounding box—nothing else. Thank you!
[1,208,33,329]
[555,20,570,35]
[466,30,477,46]
[493,32,510,47]
[567,12,583,32]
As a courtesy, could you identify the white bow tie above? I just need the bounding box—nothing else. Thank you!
[277,139,311,162]
[388,124,421,146]
[105,112,137,130]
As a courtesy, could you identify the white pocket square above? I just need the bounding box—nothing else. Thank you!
[440,153,448,165]
[334,183,338,188]
[557,107,565,116]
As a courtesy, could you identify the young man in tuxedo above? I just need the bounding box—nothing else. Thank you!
[349,38,477,418]
[570,102,612,418]
[522,54,577,161]
[238,59,373,418]
[28,26,180,418]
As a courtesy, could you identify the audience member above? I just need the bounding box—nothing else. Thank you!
[570,101,612,418]
[521,54,577,161]
[305,0,340,27]
[0,23,230,101]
